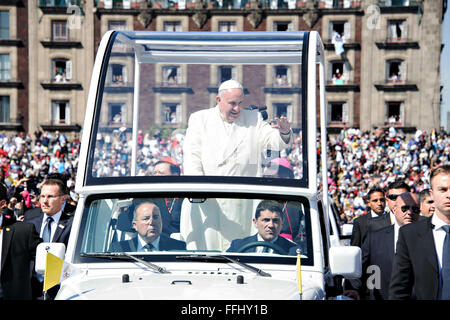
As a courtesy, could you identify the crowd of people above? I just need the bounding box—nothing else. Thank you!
[325,126,450,223]
[1,124,449,223]
[0,129,80,219]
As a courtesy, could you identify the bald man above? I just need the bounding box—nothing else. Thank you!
[110,202,185,252]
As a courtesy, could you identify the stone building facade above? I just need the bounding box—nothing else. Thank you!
[0,0,446,137]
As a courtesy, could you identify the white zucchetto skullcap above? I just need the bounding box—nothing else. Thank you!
[218,79,243,93]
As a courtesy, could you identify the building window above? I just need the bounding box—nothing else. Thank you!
[219,0,235,9]
[269,0,289,9]
[0,54,10,81]
[108,20,127,31]
[328,102,348,124]
[52,100,70,124]
[273,65,291,87]
[52,20,69,41]
[386,59,406,83]
[162,103,181,124]
[329,21,350,41]
[219,21,236,32]
[0,11,10,40]
[387,20,407,42]
[273,103,293,122]
[0,96,10,123]
[163,66,182,86]
[109,64,127,85]
[385,0,410,6]
[52,59,72,82]
[218,65,237,84]
[329,61,349,85]
[109,103,124,125]
[164,21,182,32]
[274,21,293,32]
[385,101,404,125]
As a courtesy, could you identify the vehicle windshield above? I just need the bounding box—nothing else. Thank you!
[85,31,308,187]
[75,194,313,266]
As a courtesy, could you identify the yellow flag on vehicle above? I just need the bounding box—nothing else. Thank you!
[43,251,81,292]
[296,249,302,296]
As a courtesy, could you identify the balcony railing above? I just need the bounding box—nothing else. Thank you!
[377,0,420,7]
[95,0,362,10]
[39,0,81,7]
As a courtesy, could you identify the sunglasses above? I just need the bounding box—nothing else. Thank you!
[400,205,420,214]
[386,194,401,201]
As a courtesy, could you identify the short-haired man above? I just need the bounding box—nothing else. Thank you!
[0,183,42,300]
[418,188,435,217]
[346,192,420,300]
[385,180,411,220]
[153,158,181,176]
[350,187,391,248]
[226,200,298,255]
[152,158,182,234]
[390,164,450,300]
[24,178,75,299]
[110,202,186,252]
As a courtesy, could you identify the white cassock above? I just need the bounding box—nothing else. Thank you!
[180,106,293,250]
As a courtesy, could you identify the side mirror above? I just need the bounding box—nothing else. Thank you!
[35,242,66,275]
[329,246,361,279]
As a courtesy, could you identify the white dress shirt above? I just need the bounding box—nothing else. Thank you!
[40,210,63,242]
[256,234,278,253]
[430,213,450,299]
[137,235,160,252]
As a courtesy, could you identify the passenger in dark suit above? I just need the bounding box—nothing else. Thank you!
[227,200,298,255]
[347,192,420,300]
[390,165,450,300]
[110,201,186,252]
[23,178,74,300]
[350,187,392,248]
[153,159,182,235]
[0,183,42,300]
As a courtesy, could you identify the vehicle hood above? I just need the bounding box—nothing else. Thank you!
[57,273,324,300]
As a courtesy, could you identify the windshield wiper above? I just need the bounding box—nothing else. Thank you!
[81,252,170,274]
[175,254,271,277]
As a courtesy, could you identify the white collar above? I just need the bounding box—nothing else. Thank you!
[44,210,63,225]
[432,213,450,231]
[257,233,278,244]
[137,235,160,251]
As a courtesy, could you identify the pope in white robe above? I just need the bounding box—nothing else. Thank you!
[180,80,294,251]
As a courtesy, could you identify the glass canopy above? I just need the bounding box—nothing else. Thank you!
[84,31,311,188]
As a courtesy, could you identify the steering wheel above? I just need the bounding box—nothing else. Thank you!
[237,241,288,255]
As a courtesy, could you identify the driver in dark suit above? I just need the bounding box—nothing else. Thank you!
[226,200,298,255]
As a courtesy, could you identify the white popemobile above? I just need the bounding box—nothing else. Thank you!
[35,30,361,300]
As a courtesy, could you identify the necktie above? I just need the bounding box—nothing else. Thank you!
[442,225,450,300]
[42,217,53,243]
[143,243,154,252]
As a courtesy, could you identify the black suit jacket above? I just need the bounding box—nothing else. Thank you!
[24,208,74,247]
[389,217,439,300]
[350,212,391,248]
[110,234,186,252]
[1,222,42,300]
[226,234,298,255]
[361,224,395,300]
